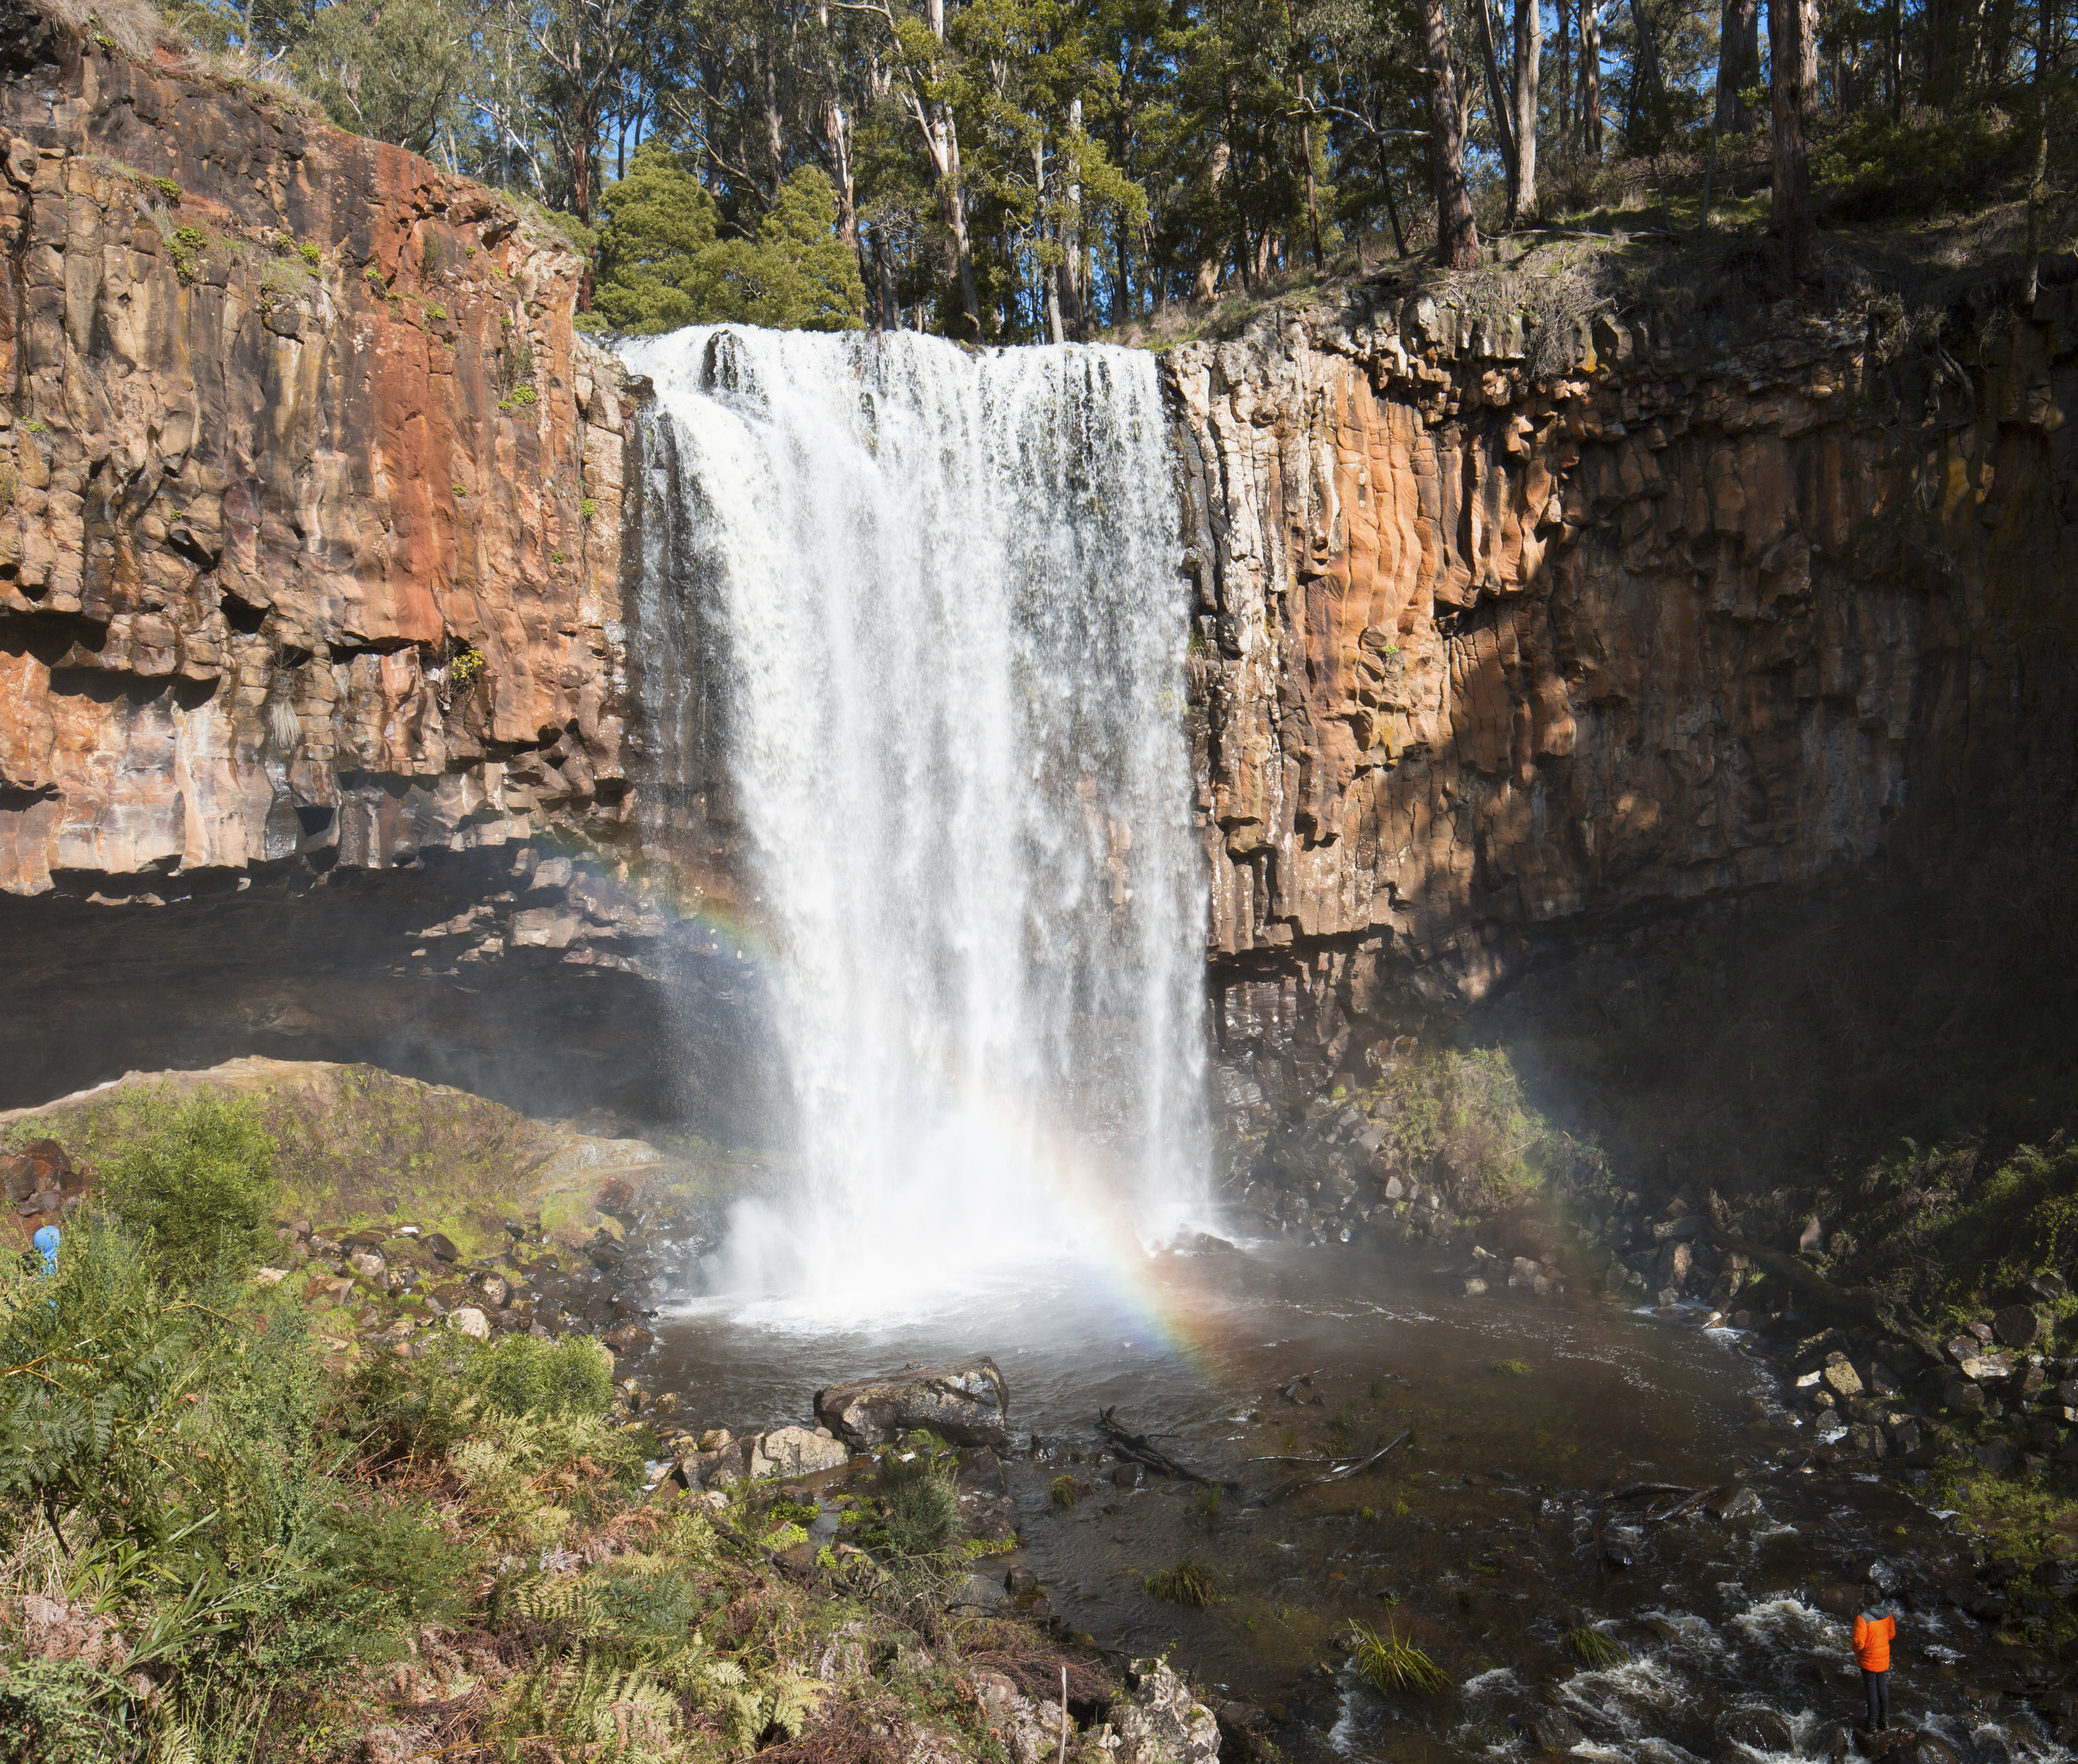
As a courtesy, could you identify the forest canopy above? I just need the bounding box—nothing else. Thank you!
[159,0,2078,339]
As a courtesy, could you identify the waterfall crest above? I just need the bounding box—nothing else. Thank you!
[623,326,1204,1308]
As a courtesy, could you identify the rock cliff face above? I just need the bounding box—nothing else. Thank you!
[1169,290,2078,1091]
[0,0,628,896]
[0,6,782,1123]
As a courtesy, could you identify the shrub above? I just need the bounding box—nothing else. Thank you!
[100,1090,278,1291]
[471,1331,613,1419]
[1812,106,2028,223]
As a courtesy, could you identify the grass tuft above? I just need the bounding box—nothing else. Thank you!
[1563,1624,1631,1667]
[1493,1358,1531,1377]
[1351,1620,1450,1695]
[1143,1556,1224,1607]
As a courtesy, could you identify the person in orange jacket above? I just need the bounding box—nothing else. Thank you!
[1853,1591,1899,1731]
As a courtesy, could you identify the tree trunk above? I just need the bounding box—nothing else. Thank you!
[1769,0,1815,283]
[1889,0,1903,117]
[1716,0,1759,128]
[1475,0,1522,214]
[1555,0,1573,148]
[823,99,858,249]
[2026,0,2052,303]
[1581,1,1603,159]
[1377,133,1409,257]
[1421,0,1482,267]
[1194,137,1231,299]
[1513,0,1542,219]
[1627,0,1665,140]
[1061,95,1086,337]
[938,112,980,339]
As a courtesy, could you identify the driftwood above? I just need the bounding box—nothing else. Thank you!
[1642,1486,1720,1525]
[1096,1407,1222,1486]
[1264,1429,1411,1503]
[1603,1481,1694,1505]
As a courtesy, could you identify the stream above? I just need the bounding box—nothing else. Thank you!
[649,1232,2068,1764]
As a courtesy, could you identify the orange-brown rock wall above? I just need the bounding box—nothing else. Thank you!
[0,3,630,896]
[1174,294,2078,1072]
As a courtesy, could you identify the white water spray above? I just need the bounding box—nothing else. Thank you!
[621,327,1205,1312]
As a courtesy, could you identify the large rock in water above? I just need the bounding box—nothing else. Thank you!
[815,1357,1011,1449]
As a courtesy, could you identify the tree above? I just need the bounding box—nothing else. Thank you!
[291,0,475,155]
[1420,0,1479,266]
[1713,0,1760,131]
[1768,0,1816,282]
[593,140,864,331]
[1580,0,1604,159]
[1511,0,1541,219]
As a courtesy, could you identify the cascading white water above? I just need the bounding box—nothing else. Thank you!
[621,326,1205,1311]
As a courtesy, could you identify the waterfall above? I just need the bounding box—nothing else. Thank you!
[622,326,1205,1308]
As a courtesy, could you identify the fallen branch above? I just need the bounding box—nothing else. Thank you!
[1096,1407,1220,1486]
[1643,1486,1719,1525]
[1266,1430,1411,1503]
[1602,1482,1694,1505]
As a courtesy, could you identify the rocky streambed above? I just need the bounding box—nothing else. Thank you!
[631,1238,2078,1764]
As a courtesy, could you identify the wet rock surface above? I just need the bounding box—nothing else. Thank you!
[816,1356,1013,1450]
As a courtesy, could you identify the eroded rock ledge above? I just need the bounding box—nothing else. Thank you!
[1170,288,2078,1091]
[0,0,629,896]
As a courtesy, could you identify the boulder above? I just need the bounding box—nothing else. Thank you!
[451,1308,490,1341]
[815,1357,1011,1449]
[746,1425,850,1480]
[1112,1660,1219,1764]
[970,1667,1067,1764]
[603,1325,655,1354]
[1994,1305,2041,1349]
[1720,1705,1795,1753]
[1822,1357,1864,1399]
[1943,1380,1986,1414]
[424,1234,460,1264]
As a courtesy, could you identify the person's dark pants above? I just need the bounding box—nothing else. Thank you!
[1863,1668,1890,1729]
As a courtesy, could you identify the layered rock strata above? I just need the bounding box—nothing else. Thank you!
[1170,289,2078,1093]
[0,1,629,896]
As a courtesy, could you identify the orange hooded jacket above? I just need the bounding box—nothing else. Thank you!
[1853,1609,1896,1672]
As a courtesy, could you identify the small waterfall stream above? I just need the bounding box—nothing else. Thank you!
[622,327,1205,1308]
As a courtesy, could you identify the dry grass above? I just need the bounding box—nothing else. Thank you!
[24,0,173,60]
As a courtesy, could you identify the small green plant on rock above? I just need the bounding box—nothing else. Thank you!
[298,240,321,266]
[1352,1621,1450,1695]
[1048,1473,1081,1509]
[1494,1358,1531,1377]
[500,383,538,411]
[166,224,210,283]
[1144,1556,1224,1606]
[152,176,182,204]
[448,646,486,687]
